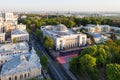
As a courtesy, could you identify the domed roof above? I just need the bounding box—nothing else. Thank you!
[55,24,68,32]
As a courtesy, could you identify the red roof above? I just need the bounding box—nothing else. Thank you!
[56,54,78,64]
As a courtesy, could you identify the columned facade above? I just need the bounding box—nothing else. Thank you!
[55,34,87,50]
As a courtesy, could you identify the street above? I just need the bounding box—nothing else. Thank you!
[30,34,68,80]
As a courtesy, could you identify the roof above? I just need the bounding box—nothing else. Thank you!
[1,48,41,76]
[55,24,68,32]
[88,32,102,38]
[0,41,29,53]
[11,29,28,35]
[41,24,86,39]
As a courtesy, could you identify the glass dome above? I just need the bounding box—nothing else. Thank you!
[55,24,68,32]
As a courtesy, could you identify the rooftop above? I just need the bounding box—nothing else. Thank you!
[11,29,28,35]
[0,48,41,76]
[55,24,68,32]
[88,32,102,38]
[41,24,86,38]
[0,41,29,53]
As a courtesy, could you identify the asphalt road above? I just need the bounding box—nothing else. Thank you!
[30,34,68,80]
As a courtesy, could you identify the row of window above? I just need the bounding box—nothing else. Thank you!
[0,60,7,64]
[1,51,22,56]
[7,73,30,80]
[16,36,28,41]
[0,52,22,64]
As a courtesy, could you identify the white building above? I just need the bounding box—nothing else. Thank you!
[0,42,29,57]
[84,24,110,33]
[0,12,27,33]
[84,24,101,33]
[16,24,26,30]
[110,26,120,33]
[100,25,110,32]
[41,24,87,50]
[0,42,42,80]
[0,12,18,32]
[0,22,4,33]
[0,33,5,43]
[87,32,108,43]
[11,29,29,42]
[2,12,17,24]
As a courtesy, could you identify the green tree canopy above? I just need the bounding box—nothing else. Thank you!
[13,37,18,43]
[79,54,96,73]
[40,55,48,68]
[35,28,41,37]
[106,64,120,80]
[69,57,79,73]
[43,36,54,49]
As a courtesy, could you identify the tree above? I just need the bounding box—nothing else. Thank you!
[80,46,97,57]
[66,20,76,28]
[35,28,41,37]
[79,54,98,80]
[40,55,48,68]
[13,37,18,43]
[43,36,54,49]
[106,64,120,80]
[79,54,96,73]
[95,48,108,67]
[110,33,117,40]
[105,40,120,63]
[69,57,79,73]
[80,28,86,33]
[36,50,40,55]
[26,27,30,33]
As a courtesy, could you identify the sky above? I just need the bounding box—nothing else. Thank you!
[0,0,120,12]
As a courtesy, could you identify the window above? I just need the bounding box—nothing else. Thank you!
[15,76,17,80]
[28,73,30,77]
[20,75,23,79]
[5,60,7,62]
[9,77,11,80]
[1,61,3,63]
[24,74,26,78]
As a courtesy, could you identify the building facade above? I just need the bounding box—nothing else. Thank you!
[41,24,87,50]
[84,24,101,33]
[84,24,110,33]
[0,33,5,43]
[11,29,29,42]
[16,24,26,30]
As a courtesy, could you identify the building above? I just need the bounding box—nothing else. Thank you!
[11,29,29,42]
[0,42,29,66]
[16,24,26,30]
[100,25,110,32]
[0,33,5,43]
[84,24,110,33]
[3,22,16,32]
[0,12,28,43]
[0,12,27,33]
[84,24,101,33]
[0,22,4,33]
[0,12,18,32]
[2,12,17,24]
[110,26,120,33]
[41,24,87,50]
[87,32,108,43]
[0,42,42,80]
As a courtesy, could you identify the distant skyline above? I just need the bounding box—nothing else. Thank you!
[0,0,120,12]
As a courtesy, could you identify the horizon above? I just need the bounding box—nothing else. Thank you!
[0,0,120,12]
